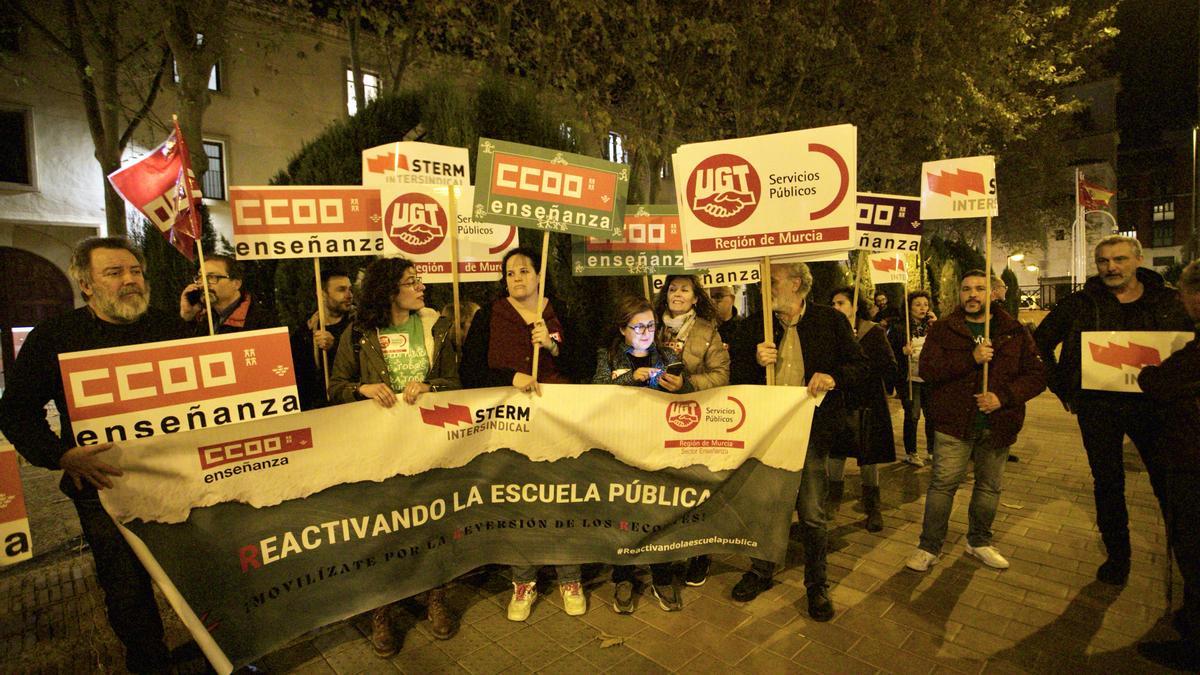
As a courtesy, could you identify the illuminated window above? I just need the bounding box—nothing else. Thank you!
[604,131,628,164]
[201,140,226,201]
[346,68,380,115]
[1152,201,1175,222]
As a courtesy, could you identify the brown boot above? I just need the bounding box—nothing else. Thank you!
[370,605,397,657]
[427,586,456,640]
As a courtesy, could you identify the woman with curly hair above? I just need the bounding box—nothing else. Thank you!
[328,256,460,657]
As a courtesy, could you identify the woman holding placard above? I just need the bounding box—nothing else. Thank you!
[595,294,693,612]
[827,287,899,532]
[460,246,588,620]
[328,257,461,657]
[653,275,729,586]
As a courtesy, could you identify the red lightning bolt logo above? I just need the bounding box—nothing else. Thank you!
[366,153,409,174]
[1088,341,1162,370]
[926,169,985,197]
[871,257,905,272]
[419,404,473,428]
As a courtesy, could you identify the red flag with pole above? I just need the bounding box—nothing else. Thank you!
[1078,176,1114,212]
[107,118,204,259]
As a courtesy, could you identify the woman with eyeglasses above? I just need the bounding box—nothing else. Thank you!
[459,246,588,621]
[827,287,899,532]
[653,275,730,586]
[594,294,693,613]
[327,256,461,658]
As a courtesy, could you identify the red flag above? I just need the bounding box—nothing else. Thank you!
[107,120,204,259]
[1077,176,1114,212]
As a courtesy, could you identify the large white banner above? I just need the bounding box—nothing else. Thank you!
[1081,331,1192,393]
[672,125,857,266]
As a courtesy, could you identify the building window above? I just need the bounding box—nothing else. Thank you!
[0,107,36,189]
[173,62,221,91]
[1054,229,1066,241]
[659,158,672,179]
[1152,255,1176,267]
[1152,221,1174,248]
[604,131,628,164]
[201,140,226,201]
[1152,200,1175,222]
[346,68,380,115]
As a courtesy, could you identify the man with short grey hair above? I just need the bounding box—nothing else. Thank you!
[1035,234,1191,585]
[1,237,187,672]
[729,261,868,621]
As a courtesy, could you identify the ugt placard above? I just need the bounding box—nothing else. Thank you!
[671,124,857,266]
[571,205,688,277]
[472,138,628,239]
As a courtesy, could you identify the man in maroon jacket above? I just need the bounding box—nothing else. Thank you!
[1135,259,1200,670]
[905,269,1046,573]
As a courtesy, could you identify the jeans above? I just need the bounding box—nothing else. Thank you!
[900,381,936,457]
[918,431,1009,554]
[74,497,169,673]
[750,421,831,590]
[511,564,581,585]
[1076,397,1167,560]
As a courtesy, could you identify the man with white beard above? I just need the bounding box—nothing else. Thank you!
[0,237,188,673]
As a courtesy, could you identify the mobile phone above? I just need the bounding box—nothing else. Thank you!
[664,362,685,377]
[185,289,204,305]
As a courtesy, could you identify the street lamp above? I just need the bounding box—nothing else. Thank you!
[1025,264,1039,273]
[1008,253,1026,263]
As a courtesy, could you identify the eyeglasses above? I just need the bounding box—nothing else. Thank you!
[626,322,656,335]
[194,273,229,284]
[399,277,424,288]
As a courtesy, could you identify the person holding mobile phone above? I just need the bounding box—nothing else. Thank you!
[594,295,693,613]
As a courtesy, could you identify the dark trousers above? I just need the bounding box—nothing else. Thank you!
[1166,471,1200,642]
[900,380,936,456]
[74,497,169,673]
[750,422,831,591]
[1076,398,1168,560]
[612,563,673,586]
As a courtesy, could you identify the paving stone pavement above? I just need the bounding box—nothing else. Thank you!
[0,391,1188,673]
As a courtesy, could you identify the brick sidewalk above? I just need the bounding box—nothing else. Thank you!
[0,392,1185,673]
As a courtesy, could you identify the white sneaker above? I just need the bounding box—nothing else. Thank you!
[903,454,925,467]
[905,549,939,572]
[507,581,537,621]
[560,581,587,616]
[966,544,1010,569]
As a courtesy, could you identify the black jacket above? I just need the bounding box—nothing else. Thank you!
[1138,333,1200,470]
[729,303,869,427]
[1034,268,1191,406]
[0,307,188,499]
[290,316,353,410]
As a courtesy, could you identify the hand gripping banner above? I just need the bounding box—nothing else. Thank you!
[98,384,816,672]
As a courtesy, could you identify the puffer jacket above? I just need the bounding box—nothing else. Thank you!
[670,318,730,391]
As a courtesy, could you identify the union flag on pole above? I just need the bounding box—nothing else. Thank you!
[1078,176,1114,212]
[108,119,204,259]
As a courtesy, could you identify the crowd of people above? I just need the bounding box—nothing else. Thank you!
[1,234,1198,671]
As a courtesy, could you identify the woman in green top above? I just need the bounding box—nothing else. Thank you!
[328,257,460,658]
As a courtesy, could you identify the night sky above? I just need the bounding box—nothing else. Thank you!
[1113,0,1199,146]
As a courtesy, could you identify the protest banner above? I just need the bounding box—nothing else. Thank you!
[867,251,910,286]
[58,328,300,448]
[230,186,385,260]
[99,384,816,672]
[1080,331,1192,393]
[472,138,629,239]
[856,193,922,252]
[380,184,517,282]
[361,141,470,188]
[921,154,998,388]
[0,447,32,566]
[671,124,857,266]
[651,262,760,293]
[572,205,687,277]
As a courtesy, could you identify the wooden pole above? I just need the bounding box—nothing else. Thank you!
[313,258,329,391]
[906,289,914,401]
[195,244,215,336]
[643,275,652,301]
[982,212,992,393]
[851,251,865,325]
[448,186,462,347]
[760,257,775,386]
[530,230,551,382]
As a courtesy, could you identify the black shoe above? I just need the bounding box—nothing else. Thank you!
[1096,557,1130,585]
[1137,639,1200,670]
[807,587,834,622]
[1007,454,1019,463]
[731,572,772,602]
[685,556,710,587]
[612,580,635,614]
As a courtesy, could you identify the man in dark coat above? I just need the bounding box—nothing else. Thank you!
[905,269,1045,573]
[1034,235,1192,585]
[179,253,275,334]
[291,268,355,409]
[1135,259,1200,670]
[728,262,869,621]
[0,237,189,673]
